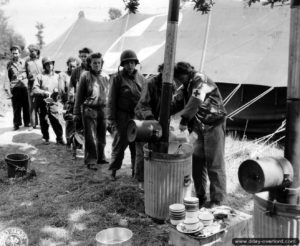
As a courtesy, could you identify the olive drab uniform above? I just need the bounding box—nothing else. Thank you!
[173,72,227,204]
[73,71,108,165]
[32,72,63,142]
[107,69,146,173]
[6,58,30,128]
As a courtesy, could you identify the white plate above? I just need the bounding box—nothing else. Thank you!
[176,222,204,234]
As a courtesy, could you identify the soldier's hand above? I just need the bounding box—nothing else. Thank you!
[44,91,51,98]
[107,120,117,134]
[73,115,81,122]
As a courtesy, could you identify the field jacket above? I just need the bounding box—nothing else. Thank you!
[173,72,226,131]
[107,69,146,122]
[7,59,28,89]
[73,71,108,115]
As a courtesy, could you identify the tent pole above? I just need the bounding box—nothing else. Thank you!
[284,0,300,204]
[199,9,212,72]
[158,0,180,148]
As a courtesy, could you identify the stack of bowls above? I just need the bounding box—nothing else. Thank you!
[183,197,199,218]
[198,211,214,226]
[169,203,185,225]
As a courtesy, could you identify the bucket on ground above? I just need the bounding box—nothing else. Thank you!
[5,153,30,178]
[95,227,133,246]
[144,142,193,220]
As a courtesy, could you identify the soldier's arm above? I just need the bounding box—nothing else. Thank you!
[73,74,86,115]
[32,75,48,96]
[107,75,118,122]
[135,81,155,120]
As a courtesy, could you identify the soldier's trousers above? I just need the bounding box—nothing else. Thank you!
[192,121,226,203]
[11,87,30,127]
[28,83,39,127]
[38,100,63,141]
[134,142,145,182]
[82,106,106,165]
[109,111,135,172]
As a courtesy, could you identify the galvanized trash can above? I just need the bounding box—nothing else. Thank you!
[144,142,193,220]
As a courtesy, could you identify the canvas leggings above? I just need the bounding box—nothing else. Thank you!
[11,87,30,127]
[192,121,226,203]
[82,106,107,165]
[109,111,136,172]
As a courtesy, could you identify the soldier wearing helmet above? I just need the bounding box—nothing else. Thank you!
[25,44,43,129]
[107,49,147,180]
[32,56,64,145]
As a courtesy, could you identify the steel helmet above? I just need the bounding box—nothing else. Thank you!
[120,50,139,66]
[42,57,55,67]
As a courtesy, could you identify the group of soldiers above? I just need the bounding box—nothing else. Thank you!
[5,44,227,208]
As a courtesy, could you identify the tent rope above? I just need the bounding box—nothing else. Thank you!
[226,120,285,160]
[227,86,274,119]
[224,84,241,106]
[252,119,286,145]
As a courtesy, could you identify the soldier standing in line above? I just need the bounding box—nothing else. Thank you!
[25,44,43,129]
[5,45,30,130]
[58,57,79,148]
[73,52,108,171]
[107,50,146,180]
[172,61,227,208]
[67,47,93,153]
[32,57,64,145]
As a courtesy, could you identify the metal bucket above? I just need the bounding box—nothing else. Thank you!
[95,227,133,246]
[144,142,193,220]
[127,119,162,142]
[254,192,300,240]
[5,153,30,178]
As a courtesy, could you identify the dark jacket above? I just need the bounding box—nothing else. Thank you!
[73,71,108,115]
[173,72,226,131]
[69,64,87,99]
[6,59,28,89]
[135,73,178,120]
[107,69,146,122]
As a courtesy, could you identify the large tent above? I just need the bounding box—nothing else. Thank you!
[43,0,290,134]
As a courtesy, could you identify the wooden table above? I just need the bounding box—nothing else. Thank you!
[168,210,253,246]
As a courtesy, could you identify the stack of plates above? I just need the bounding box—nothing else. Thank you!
[184,197,199,212]
[169,203,185,225]
[184,197,199,218]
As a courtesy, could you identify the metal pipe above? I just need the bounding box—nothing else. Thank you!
[158,0,180,146]
[284,0,300,203]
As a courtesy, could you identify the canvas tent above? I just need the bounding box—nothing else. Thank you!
[43,0,290,134]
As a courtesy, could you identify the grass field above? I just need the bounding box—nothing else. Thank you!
[0,62,284,245]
